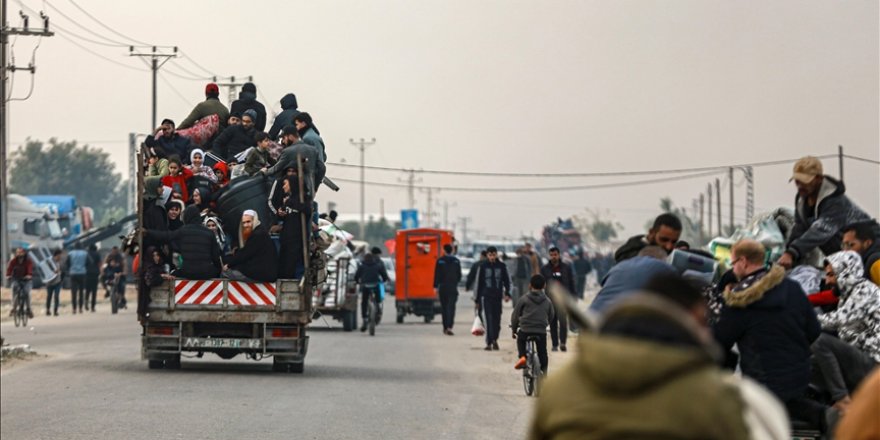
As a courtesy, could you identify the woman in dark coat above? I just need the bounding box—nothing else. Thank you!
[277,175,310,279]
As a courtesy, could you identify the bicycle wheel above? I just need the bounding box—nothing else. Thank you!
[13,295,22,328]
[368,296,377,336]
[111,285,119,314]
[530,352,542,397]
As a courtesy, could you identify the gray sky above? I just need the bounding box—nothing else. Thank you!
[7,0,879,241]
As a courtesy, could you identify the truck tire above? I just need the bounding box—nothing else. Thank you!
[216,175,272,236]
[272,358,289,372]
[290,361,304,374]
[396,307,405,324]
[165,356,181,370]
[148,360,164,370]
[342,310,355,332]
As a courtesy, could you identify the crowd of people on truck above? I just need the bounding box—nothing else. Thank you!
[135,81,330,323]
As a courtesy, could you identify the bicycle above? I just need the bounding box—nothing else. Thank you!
[11,278,31,328]
[361,284,380,336]
[521,335,542,397]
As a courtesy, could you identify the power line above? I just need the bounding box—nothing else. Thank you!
[844,154,880,165]
[326,154,838,178]
[166,59,212,80]
[177,49,216,76]
[56,32,145,71]
[158,72,195,107]
[66,0,151,46]
[42,0,128,46]
[331,169,724,193]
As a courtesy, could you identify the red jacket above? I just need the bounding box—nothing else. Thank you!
[161,167,194,203]
[6,256,34,279]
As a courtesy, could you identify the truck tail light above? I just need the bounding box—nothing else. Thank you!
[147,326,175,336]
[270,327,299,338]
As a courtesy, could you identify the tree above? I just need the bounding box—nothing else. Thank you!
[573,208,624,244]
[9,138,128,225]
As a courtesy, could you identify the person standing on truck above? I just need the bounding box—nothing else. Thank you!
[144,205,222,280]
[6,247,35,318]
[474,246,511,351]
[355,247,390,332]
[223,210,278,283]
[434,244,462,335]
[293,112,326,162]
[264,126,326,197]
[66,243,88,315]
[177,83,229,132]
[268,93,301,140]
[277,174,311,279]
[540,247,576,352]
[229,82,267,132]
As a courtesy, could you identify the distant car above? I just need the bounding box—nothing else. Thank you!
[381,257,396,296]
[459,257,475,287]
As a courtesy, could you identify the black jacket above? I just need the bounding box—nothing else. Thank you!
[433,255,461,289]
[230,91,267,132]
[225,224,278,283]
[355,254,388,286]
[265,142,326,197]
[267,94,300,140]
[86,249,101,277]
[145,133,193,163]
[541,261,577,295]
[713,265,821,401]
[212,124,256,163]
[146,206,221,280]
[613,235,647,263]
[475,260,510,300]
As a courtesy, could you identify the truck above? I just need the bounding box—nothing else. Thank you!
[139,153,316,373]
[311,257,360,331]
[25,195,94,244]
[5,193,65,251]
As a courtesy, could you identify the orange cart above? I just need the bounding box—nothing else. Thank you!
[394,228,454,323]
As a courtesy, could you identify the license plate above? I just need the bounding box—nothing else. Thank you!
[183,337,261,349]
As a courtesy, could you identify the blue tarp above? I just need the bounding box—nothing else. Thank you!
[25,195,77,216]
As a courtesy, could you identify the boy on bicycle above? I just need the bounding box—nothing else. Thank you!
[511,274,555,374]
[6,247,35,318]
[354,247,389,332]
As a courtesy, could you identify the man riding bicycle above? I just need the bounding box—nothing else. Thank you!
[354,247,389,332]
[6,247,35,318]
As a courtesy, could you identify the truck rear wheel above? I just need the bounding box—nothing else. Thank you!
[148,360,164,370]
[290,362,304,374]
[342,309,355,332]
[165,356,181,369]
[396,307,405,324]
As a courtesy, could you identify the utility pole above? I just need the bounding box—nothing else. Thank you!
[459,216,471,244]
[707,184,713,238]
[1,3,53,284]
[214,75,253,106]
[728,167,734,234]
[838,145,844,182]
[349,137,376,239]
[400,168,419,210]
[443,201,455,230]
[128,133,137,214]
[715,178,722,236]
[699,194,705,245]
[743,166,754,223]
[129,46,177,130]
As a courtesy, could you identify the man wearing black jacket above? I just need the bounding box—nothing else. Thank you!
[433,244,462,335]
[613,213,682,263]
[474,246,511,351]
[354,248,389,332]
[229,82,267,132]
[145,205,222,281]
[224,210,278,283]
[540,247,576,352]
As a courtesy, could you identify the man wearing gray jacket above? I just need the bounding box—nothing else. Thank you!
[512,274,555,374]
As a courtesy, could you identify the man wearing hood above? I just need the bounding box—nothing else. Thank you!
[713,239,826,431]
[230,82,267,132]
[530,273,790,439]
[613,213,682,263]
[811,250,880,414]
[145,205,222,280]
[263,125,326,198]
[139,177,171,321]
[223,210,278,283]
[841,221,880,285]
[268,93,300,140]
[777,156,879,269]
[178,83,230,131]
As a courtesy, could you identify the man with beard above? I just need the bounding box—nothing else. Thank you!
[474,246,511,351]
[263,125,326,197]
[224,210,278,283]
[777,156,878,269]
[144,118,193,162]
[144,205,222,281]
[841,221,880,285]
[614,213,682,263]
[540,247,576,351]
[212,109,258,164]
[229,82,267,132]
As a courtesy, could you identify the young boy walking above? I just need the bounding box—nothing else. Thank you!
[511,274,555,374]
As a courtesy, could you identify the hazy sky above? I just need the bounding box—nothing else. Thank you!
[6,0,879,241]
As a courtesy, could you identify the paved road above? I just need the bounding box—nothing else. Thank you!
[0,293,575,440]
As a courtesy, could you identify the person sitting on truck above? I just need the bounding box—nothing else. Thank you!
[223,210,278,283]
[841,221,880,285]
[262,125,326,198]
[613,213,682,263]
[6,247,35,318]
[354,247,390,332]
[230,82,267,132]
[166,199,185,231]
[203,216,231,257]
[144,118,193,163]
[146,147,170,177]
[178,82,229,132]
[512,274,554,373]
[187,148,217,183]
[143,246,172,289]
[144,205,222,281]
[212,109,257,164]
[244,132,276,176]
[161,156,194,203]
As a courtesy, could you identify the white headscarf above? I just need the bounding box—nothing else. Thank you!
[190,148,205,166]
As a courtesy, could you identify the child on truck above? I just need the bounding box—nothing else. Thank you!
[511,274,555,374]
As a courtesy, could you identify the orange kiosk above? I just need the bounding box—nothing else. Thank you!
[394,228,455,323]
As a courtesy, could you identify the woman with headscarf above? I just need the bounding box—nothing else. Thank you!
[277,175,311,279]
[139,177,171,322]
[187,148,218,183]
[203,216,230,257]
[144,205,222,280]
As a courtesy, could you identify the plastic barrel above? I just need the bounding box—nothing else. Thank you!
[216,175,273,238]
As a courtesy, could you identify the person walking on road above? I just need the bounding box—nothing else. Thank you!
[540,247,576,352]
[512,245,533,305]
[474,246,511,351]
[434,244,462,335]
[45,249,64,316]
[85,244,101,312]
[66,243,88,314]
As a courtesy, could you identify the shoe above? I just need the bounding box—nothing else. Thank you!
[560,345,567,352]
[551,346,559,352]
[484,345,492,351]
[91,308,96,313]
[28,310,34,318]
[54,311,59,316]
[46,310,51,316]
[447,330,454,336]
[492,342,499,350]
[360,323,367,332]
[514,356,527,370]
[72,309,76,315]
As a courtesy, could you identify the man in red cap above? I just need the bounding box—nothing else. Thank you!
[777,156,878,269]
[177,82,231,131]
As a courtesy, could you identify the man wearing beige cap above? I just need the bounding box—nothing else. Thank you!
[777,156,878,269]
